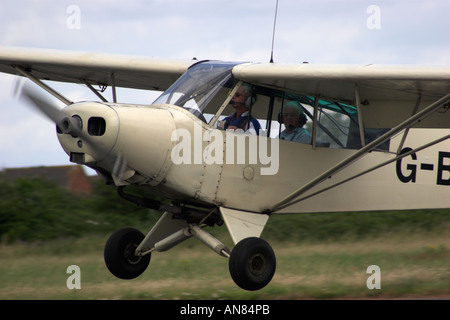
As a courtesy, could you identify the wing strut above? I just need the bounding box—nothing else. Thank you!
[396,95,421,154]
[274,133,450,211]
[354,85,366,147]
[82,79,109,102]
[111,72,117,103]
[267,93,450,214]
[14,66,72,105]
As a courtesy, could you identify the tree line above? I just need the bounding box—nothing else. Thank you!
[1,175,448,243]
[0,176,160,242]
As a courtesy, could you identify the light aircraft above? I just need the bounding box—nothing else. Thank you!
[0,47,449,291]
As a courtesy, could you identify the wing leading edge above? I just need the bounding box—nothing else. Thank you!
[232,63,450,101]
[2,47,448,101]
[0,46,196,92]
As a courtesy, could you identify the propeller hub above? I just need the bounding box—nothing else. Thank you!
[59,116,82,136]
[57,102,120,165]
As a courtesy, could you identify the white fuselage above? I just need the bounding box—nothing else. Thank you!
[57,102,450,214]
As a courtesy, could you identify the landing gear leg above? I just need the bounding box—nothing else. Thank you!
[228,237,276,291]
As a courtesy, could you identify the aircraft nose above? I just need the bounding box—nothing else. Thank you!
[57,102,119,165]
[110,106,177,186]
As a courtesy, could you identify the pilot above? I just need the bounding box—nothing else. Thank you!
[223,83,261,135]
[278,101,312,144]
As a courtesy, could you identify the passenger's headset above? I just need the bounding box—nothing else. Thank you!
[245,95,257,108]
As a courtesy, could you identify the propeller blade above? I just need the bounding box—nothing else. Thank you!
[20,84,64,123]
[19,83,83,138]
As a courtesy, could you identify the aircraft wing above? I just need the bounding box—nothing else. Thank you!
[2,47,448,102]
[233,63,450,102]
[0,47,195,92]
[233,63,450,129]
[1,47,449,128]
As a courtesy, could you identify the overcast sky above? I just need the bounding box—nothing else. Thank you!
[1,0,449,171]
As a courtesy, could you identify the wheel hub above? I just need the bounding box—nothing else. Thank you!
[248,253,266,276]
[124,243,141,265]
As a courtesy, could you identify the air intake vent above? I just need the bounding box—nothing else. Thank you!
[88,117,106,136]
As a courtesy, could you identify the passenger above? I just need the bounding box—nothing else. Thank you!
[278,101,312,144]
[223,83,261,135]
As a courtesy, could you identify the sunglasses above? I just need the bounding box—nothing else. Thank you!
[234,92,247,98]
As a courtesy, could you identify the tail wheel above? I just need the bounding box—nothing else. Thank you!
[104,227,150,280]
[229,237,276,291]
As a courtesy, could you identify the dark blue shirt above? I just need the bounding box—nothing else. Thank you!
[224,111,261,135]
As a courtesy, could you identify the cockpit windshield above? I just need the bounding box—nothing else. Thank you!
[153,61,240,122]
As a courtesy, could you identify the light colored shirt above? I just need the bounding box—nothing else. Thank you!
[278,127,312,144]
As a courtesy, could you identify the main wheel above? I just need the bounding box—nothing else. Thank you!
[229,237,276,291]
[104,227,151,280]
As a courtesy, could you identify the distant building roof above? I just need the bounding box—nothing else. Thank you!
[2,165,93,195]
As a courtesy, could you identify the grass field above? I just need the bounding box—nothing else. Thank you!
[1,211,449,300]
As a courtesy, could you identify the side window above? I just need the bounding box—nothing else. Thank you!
[315,102,390,150]
[274,93,364,149]
[206,83,389,151]
[315,103,356,148]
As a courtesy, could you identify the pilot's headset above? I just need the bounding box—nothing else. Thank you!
[278,101,307,127]
[241,83,256,108]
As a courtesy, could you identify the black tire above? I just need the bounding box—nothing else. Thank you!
[104,227,150,280]
[229,237,276,291]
